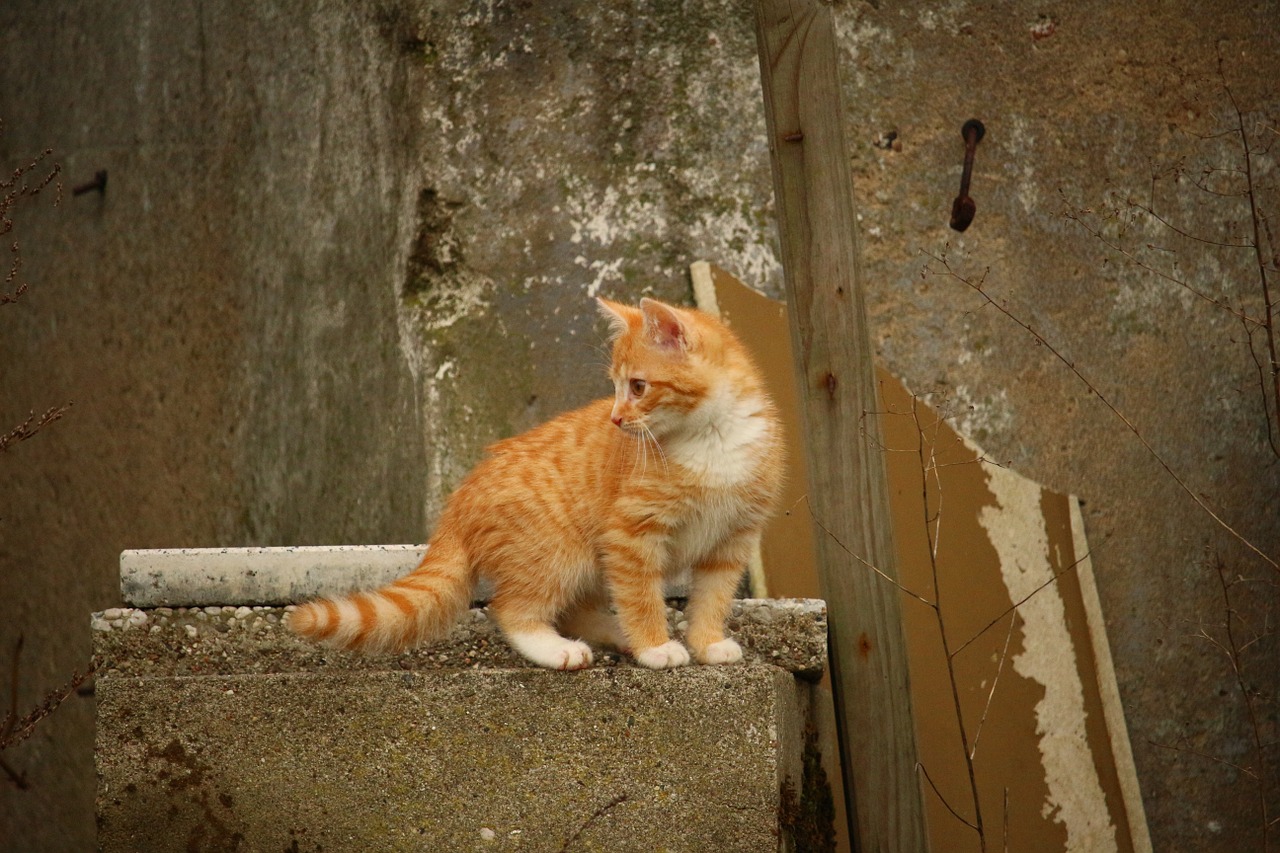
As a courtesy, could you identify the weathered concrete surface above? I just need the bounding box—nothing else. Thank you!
[98,669,802,853]
[120,545,424,608]
[91,599,828,683]
[118,544,694,607]
[93,600,828,852]
[1,1,1278,851]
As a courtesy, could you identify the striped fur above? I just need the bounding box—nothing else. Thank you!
[288,297,784,670]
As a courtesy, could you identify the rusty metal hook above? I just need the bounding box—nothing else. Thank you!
[949,119,984,232]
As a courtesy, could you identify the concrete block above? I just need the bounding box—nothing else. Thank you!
[119,545,423,607]
[94,599,831,852]
[119,545,695,608]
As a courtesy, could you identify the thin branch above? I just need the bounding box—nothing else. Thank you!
[0,667,99,752]
[915,398,946,566]
[1060,198,1264,327]
[0,635,98,747]
[805,502,935,608]
[916,761,978,832]
[1190,624,1238,668]
[935,455,1010,471]
[0,130,61,305]
[923,249,1278,572]
[1221,63,1280,459]
[1,636,26,786]
[1002,788,1011,853]
[969,611,1019,762]
[1125,196,1257,249]
[1148,736,1256,780]
[0,404,71,453]
[908,393,985,849]
[1213,555,1272,849]
[1242,314,1280,457]
[950,550,1089,659]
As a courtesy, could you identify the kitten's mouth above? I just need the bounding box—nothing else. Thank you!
[614,420,650,439]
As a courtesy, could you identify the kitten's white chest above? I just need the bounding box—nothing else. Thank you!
[662,389,777,569]
[665,390,773,488]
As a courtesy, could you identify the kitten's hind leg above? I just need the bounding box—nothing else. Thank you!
[507,627,594,670]
[490,596,593,671]
[558,596,629,653]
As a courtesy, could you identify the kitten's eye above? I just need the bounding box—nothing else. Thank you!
[629,378,647,397]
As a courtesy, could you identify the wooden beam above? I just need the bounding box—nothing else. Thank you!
[752,1,930,850]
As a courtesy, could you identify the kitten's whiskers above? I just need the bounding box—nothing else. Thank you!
[641,423,669,476]
[635,424,649,476]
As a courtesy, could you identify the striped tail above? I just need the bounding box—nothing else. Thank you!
[286,533,472,653]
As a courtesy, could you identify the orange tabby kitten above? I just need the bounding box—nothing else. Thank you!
[288,297,784,670]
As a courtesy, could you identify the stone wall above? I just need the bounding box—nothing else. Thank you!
[1,1,1276,850]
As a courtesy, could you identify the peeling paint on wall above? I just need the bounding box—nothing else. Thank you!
[979,469,1118,852]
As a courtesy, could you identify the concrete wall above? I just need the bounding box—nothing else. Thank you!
[1,1,1276,850]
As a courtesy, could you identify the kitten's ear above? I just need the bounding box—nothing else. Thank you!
[639,297,690,353]
[596,297,635,341]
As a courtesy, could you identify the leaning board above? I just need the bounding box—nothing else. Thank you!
[693,261,1151,853]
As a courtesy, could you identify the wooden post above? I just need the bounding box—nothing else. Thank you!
[752,1,930,850]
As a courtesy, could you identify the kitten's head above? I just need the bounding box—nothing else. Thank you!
[596,296,761,440]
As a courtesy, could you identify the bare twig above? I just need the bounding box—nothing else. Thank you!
[1064,57,1280,465]
[950,551,1090,660]
[922,249,1278,572]
[1002,788,1011,853]
[968,611,1019,762]
[0,639,98,755]
[0,404,72,453]
[0,636,27,788]
[824,391,1088,850]
[1211,556,1272,850]
[1147,736,1255,781]
[805,502,935,608]
[1220,65,1280,460]
[1242,312,1280,457]
[1122,195,1256,249]
[1061,197,1264,328]
[916,761,978,832]
[0,666,99,753]
[905,395,987,851]
[0,123,62,305]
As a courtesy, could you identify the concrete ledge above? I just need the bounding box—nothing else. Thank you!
[119,545,424,607]
[92,599,828,681]
[119,545,693,607]
[94,599,831,852]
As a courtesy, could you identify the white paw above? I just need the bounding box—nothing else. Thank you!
[509,632,594,671]
[635,640,691,669]
[696,638,743,665]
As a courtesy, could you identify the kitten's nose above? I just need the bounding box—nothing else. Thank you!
[611,415,624,427]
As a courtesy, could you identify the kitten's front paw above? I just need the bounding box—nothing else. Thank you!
[635,640,691,669]
[695,638,743,665]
